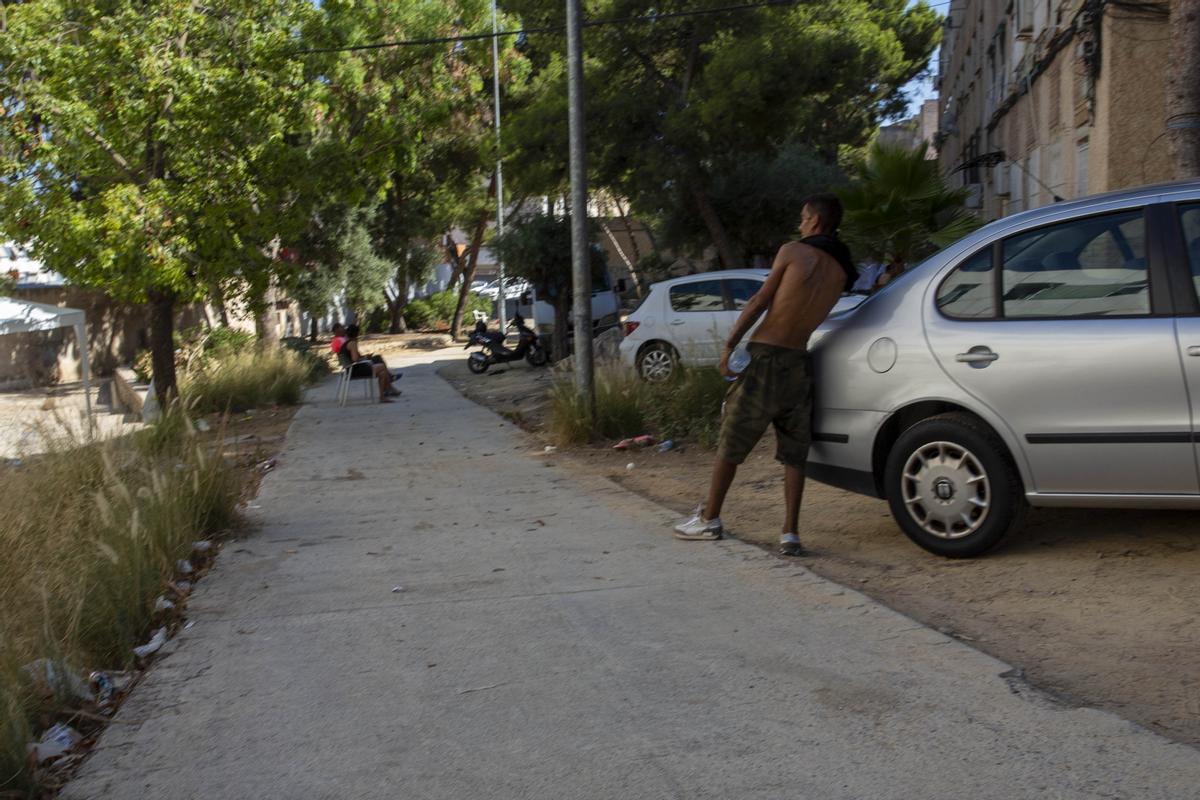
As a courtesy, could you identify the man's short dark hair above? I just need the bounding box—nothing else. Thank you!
[803,193,843,233]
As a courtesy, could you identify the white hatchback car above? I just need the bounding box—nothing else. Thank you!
[620,269,861,380]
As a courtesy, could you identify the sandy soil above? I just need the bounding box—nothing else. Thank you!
[438,355,1200,748]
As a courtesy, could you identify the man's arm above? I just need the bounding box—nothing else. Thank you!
[718,244,795,376]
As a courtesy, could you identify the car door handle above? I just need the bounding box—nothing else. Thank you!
[955,348,999,364]
[1188,346,1200,357]
[670,320,686,326]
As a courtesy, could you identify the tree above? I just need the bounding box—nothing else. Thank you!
[492,211,607,360]
[309,0,525,341]
[837,142,980,273]
[0,0,319,404]
[504,0,941,266]
[384,245,438,333]
[651,142,845,266]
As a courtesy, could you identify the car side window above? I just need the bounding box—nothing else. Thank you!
[724,279,763,310]
[1179,203,1200,303]
[1001,208,1149,318]
[937,248,995,318]
[669,279,725,312]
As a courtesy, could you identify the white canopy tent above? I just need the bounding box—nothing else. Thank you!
[0,296,91,416]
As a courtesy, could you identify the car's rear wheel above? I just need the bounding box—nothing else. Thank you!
[884,413,1026,558]
[637,343,677,382]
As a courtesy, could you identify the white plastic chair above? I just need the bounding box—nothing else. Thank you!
[336,348,377,406]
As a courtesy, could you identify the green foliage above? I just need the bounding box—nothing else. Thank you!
[548,365,727,448]
[838,142,981,270]
[643,368,729,449]
[402,290,489,330]
[0,409,238,793]
[0,1,320,303]
[505,0,942,262]
[491,213,603,295]
[179,347,320,414]
[338,209,398,322]
[654,143,847,261]
[403,299,436,330]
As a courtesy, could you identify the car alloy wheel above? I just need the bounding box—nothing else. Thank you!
[900,441,990,539]
[638,345,675,382]
[884,412,1026,558]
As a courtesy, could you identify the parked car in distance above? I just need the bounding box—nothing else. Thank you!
[807,180,1200,557]
[619,269,862,381]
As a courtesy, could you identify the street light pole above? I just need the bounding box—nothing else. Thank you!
[565,0,594,415]
[491,0,507,333]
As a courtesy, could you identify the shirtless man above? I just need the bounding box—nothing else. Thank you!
[673,194,856,555]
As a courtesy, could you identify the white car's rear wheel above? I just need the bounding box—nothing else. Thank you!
[637,343,676,382]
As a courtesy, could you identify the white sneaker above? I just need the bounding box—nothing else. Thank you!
[674,507,723,540]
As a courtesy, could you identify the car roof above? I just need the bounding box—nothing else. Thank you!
[648,269,771,291]
[984,179,1200,231]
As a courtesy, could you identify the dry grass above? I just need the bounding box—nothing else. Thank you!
[179,346,320,414]
[0,413,240,795]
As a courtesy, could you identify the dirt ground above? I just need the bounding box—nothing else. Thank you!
[438,354,1200,749]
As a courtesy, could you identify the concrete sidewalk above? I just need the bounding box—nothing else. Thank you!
[66,350,1200,799]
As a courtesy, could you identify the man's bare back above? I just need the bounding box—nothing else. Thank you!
[750,241,846,352]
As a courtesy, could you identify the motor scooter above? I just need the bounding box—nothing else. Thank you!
[465,313,549,374]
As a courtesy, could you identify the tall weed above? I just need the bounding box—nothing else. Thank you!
[180,346,317,414]
[0,410,239,794]
[548,364,727,447]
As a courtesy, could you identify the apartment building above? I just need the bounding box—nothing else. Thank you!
[936,0,1172,220]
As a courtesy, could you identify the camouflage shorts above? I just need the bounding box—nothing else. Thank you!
[716,343,813,468]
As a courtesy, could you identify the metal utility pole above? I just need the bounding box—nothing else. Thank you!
[491,0,508,332]
[565,0,594,415]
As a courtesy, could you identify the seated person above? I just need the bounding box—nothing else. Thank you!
[330,323,348,355]
[343,324,399,401]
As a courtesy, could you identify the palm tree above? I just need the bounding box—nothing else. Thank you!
[838,142,980,277]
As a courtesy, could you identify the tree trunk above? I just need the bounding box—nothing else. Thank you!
[614,199,645,298]
[689,182,740,269]
[444,233,465,289]
[388,271,409,334]
[148,289,178,409]
[1168,0,1200,178]
[553,289,572,366]
[210,283,230,327]
[256,285,280,347]
[309,317,318,342]
[449,218,488,339]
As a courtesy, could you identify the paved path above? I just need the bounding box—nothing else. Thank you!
[65,349,1200,799]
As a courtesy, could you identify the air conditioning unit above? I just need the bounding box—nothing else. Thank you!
[964,183,984,209]
[994,163,1011,196]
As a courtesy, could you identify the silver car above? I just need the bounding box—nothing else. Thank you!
[807,180,1200,557]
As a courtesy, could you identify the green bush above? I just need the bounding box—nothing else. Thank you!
[132,325,258,383]
[547,364,727,447]
[403,299,435,330]
[0,408,239,793]
[642,367,728,448]
[179,346,317,413]
[402,290,491,330]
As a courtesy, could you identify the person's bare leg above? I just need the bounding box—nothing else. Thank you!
[374,365,390,399]
[704,459,739,521]
[783,463,805,534]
